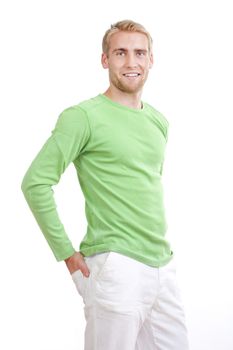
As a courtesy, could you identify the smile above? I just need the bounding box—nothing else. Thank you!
[123,73,141,77]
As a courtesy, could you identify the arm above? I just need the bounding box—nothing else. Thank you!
[160,119,169,176]
[21,106,91,262]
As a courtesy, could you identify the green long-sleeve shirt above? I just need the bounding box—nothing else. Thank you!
[21,93,173,267]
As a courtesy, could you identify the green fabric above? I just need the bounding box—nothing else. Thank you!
[21,93,173,267]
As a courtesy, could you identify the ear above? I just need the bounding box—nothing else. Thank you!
[149,52,154,69]
[101,52,109,69]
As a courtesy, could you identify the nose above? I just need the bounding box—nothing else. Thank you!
[125,52,138,68]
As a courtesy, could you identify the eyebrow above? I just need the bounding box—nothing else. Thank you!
[112,48,148,53]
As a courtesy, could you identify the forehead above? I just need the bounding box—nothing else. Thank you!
[108,31,149,51]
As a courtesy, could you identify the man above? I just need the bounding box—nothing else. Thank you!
[21,19,189,350]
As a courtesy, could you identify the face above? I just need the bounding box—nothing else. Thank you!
[101,31,154,94]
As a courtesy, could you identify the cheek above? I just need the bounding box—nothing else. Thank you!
[110,63,123,75]
[143,62,151,72]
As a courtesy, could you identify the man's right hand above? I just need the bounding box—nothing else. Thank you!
[64,251,90,277]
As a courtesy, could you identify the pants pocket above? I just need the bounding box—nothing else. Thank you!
[71,252,112,300]
[94,251,112,281]
[71,269,86,297]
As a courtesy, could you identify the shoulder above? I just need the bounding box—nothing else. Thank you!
[57,95,102,123]
[144,102,169,128]
[77,95,103,112]
[54,100,93,136]
[144,102,169,141]
[57,94,99,122]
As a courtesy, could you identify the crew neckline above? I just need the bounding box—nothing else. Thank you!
[98,93,146,113]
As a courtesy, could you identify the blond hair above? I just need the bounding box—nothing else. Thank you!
[102,19,153,56]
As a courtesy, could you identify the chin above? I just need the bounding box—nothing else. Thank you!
[122,84,145,94]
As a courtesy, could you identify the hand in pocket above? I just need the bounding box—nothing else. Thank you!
[64,251,90,277]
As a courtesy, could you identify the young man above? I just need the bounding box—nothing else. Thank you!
[21,20,189,350]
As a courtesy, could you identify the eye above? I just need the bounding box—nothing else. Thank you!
[137,52,145,56]
[116,51,125,56]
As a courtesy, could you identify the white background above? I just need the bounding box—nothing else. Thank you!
[1,0,233,349]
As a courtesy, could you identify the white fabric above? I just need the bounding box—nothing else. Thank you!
[71,251,189,350]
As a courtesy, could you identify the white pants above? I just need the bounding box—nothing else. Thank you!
[71,251,189,350]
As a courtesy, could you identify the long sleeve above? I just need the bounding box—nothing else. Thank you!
[21,106,91,261]
[160,117,169,176]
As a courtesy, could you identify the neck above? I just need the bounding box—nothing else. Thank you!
[103,86,143,110]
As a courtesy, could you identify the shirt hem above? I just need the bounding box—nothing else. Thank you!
[79,244,173,268]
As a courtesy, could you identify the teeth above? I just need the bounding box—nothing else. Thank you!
[124,73,139,77]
